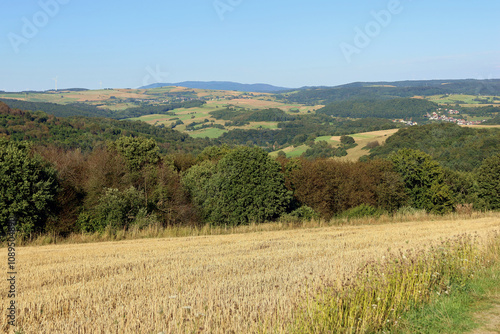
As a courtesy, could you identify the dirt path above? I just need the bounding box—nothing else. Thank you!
[471,294,500,334]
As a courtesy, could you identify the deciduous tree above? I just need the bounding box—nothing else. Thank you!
[0,140,58,236]
[391,148,454,213]
[183,147,292,225]
[477,154,500,210]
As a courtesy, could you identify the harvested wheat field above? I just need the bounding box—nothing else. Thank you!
[2,214,500,333]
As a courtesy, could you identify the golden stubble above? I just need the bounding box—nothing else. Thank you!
[1,214,499,333]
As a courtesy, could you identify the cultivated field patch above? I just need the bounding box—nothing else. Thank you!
[427,94,500,106]
[278,128,400,161]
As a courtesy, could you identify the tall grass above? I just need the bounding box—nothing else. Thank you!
[291,232,500,333]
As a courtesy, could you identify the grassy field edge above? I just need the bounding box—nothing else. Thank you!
[3,211,499,248]
[397,256,500,334]
[290,229,500,333]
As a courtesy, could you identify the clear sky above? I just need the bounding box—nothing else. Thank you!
[1,0,499,91]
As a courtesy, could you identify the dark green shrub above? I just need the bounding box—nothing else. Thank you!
[391,148,454,214]
[0,140,59,237]
[341,204,385,219]
[79,186,148,233]
[477,154,500,210]
[283,206,320,222]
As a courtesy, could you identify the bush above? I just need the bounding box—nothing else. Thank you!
[395,206,427,217]
[365,140,380,149]
[281,206,320,222]
[131,208,158,229]
[340,135,355,145]
[341,204,384,219]
[79,187,148,233]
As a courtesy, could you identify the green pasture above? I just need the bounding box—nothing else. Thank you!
[428,94,500,105]
[189,128,227,139]
[285,145,310,158]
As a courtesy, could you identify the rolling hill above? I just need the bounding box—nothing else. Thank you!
[140,81,291,92]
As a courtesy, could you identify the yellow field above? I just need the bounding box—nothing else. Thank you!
[274,128,400,160]
[332,128,400,161]
[2,214,500,333]
[462,124,500,129]
[206,98,321,113]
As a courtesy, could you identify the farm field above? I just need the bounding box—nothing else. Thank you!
[275,128,400,161]
[333,128,401,161]
[189,127,228,138]
[427,94,500,106]
[0,89,149,105]
[0,86,281,110]
[2,213,500,333]
[0,86,323,139]
[274,144,309,158]
[463,124,500,129]
[129,97,313,138]
[205,99,321,113]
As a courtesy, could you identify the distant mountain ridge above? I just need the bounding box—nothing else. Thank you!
[336,79,500,90]
[140,81,291,92]
[282,79,500,105]
[140,79,500,94]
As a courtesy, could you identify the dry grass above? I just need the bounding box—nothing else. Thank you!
[1,213,499,333]
[332,129,401,162]
[462,125,500,129]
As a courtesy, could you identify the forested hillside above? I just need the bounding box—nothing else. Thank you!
[484,114,500,125]
[0,102,212,153]
[0,99,111,118]
[369,123,500,171]
[316,98,438,120]
[0,98,206,120]
[280,79,500,105]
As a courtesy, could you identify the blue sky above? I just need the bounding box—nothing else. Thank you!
[1,0,499,91]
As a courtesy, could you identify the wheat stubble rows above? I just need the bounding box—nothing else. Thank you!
[2,215,500,333]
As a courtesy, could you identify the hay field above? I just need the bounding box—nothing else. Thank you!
[276,128,400,160]
[333,128,400,161]
[427,94,500,106]
[1,214,500,333]
[463,124,500,129]
[0,89,149,104]
[206,99,321,113]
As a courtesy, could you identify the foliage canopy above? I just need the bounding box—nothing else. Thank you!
[183,147,292,225]
[0,140,59,236]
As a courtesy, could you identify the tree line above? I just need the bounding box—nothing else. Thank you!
[369,123,500,172]
[1,136,499,239]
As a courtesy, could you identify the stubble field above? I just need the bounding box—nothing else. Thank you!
[1,213,500,333]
